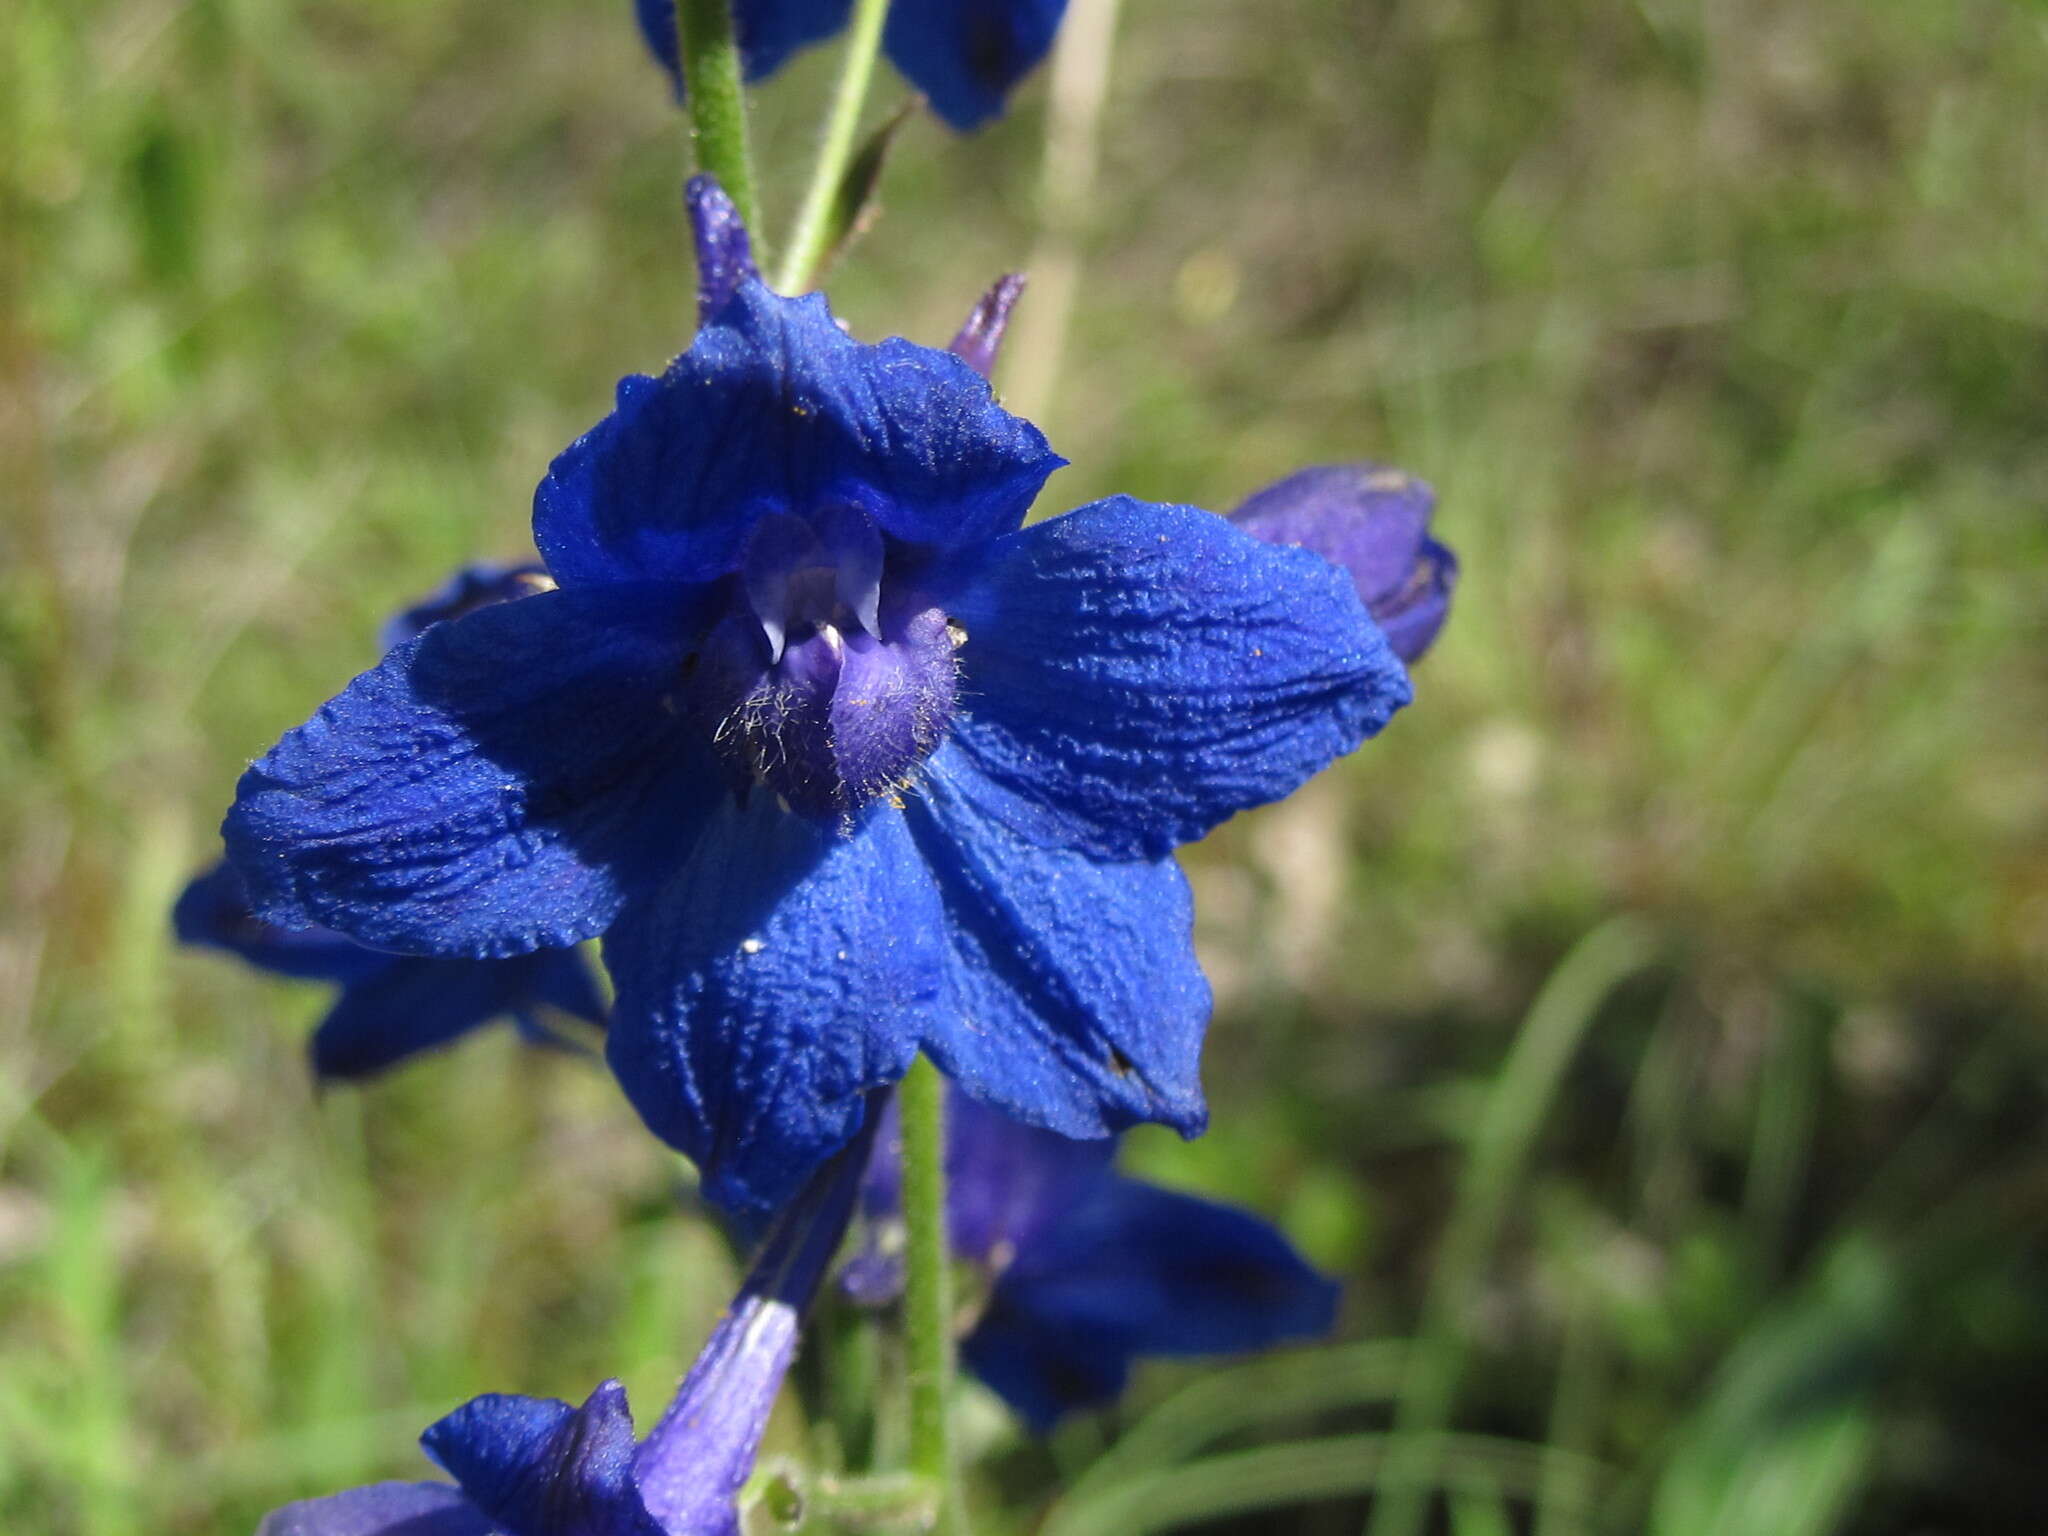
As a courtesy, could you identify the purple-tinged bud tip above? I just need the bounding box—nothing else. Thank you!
[1228,464,1457,665]
[686,175,759,324]
[421,1381,656,1536]
[632,1106,882,1535]
[947,273,1027,380]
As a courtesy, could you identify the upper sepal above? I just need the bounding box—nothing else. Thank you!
[380,562,557,653]
[963,1176,1341,1430]
[173,860,387,985]
[532,284,1063,593]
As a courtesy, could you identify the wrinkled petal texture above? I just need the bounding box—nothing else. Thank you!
[963,1178,1340,1429]
[906,747,1209,1141]
[224,589,719,958]
[930,495,1411,861]
[534,284,1062,591]
[635,0,855,89]
[604,795,941,1214]
[422,1382,662,1536]
[256,1482,492,1536]
[884,0,1069,130]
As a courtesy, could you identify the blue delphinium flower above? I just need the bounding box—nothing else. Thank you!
[182,563,603,1081]
[223,177,1411,1216]
[257,1113,873,1536]
[1228,465,1458,666]
[635,0,1069,131]
[846,1090,1339,1430]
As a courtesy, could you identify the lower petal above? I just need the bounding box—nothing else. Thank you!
[603,796,943,1215]
[309,958,517,1081]
[963,1177,1339,1429]
[1003,1177,1341,1357]
[905,746,1210,1141]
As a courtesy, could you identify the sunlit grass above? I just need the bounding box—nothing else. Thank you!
[3,0,2044,1531]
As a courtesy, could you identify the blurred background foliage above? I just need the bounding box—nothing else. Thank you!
[3,0,2045,1531]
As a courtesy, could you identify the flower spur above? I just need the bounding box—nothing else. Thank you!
[846,1089,1340,1430]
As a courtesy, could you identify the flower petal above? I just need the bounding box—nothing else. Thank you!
[533,284,1063,591]
[224,588,721,958]
[883,0,1069,132]
[1227,464,1457,664]
[173,860,387,985]
[528,945,609,1027]
[603,796,943,1215]
[635,0,855,91]
[962,1178,1340,1429]
[945,1093,1117,1267]
[845,1089,1114,1304]
[905,746,1210,1141]
[256,1483,490,1536]
[308,954,558,1081]
[931,495,1411,861]
[422,1381,661,1536]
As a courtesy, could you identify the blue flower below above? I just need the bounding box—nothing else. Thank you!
[257,1111,875,1536]
[174,860,605,1081]
[849,1091,1341,1430]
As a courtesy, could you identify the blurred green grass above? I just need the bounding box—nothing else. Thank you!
[3,0,2045,1531]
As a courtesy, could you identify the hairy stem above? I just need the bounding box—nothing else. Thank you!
[675,0,760,237]
[774,0,891,292]
[899,1053,967,1532]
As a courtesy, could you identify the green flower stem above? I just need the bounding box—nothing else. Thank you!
[899,1053,967,1533]
[674,0,760,237]
[773,0,891,293]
